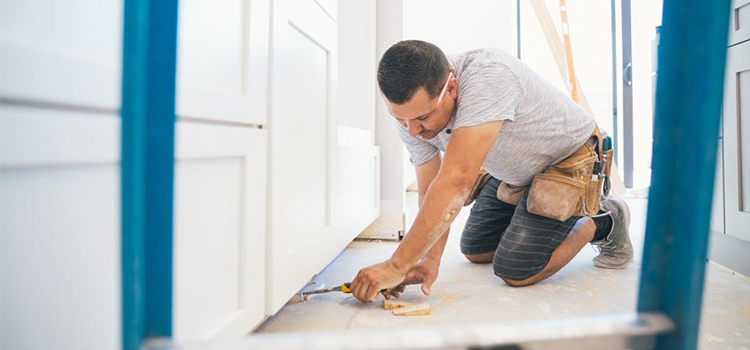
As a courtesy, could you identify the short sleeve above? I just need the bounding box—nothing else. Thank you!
[396,122,439,166]
[453,63,525,130]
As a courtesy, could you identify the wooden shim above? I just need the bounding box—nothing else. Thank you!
[383,299,413,311]
[392,303,431,316]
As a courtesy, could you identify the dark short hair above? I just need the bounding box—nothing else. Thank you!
[377,40,450,104]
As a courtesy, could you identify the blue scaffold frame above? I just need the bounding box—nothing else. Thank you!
[121,0,179,349]
[637,0,731,350]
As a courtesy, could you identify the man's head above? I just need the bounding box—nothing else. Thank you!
[378,40,457,140]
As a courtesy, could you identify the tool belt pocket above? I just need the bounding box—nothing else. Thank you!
[526,139,601,221]
[463,169,492,206]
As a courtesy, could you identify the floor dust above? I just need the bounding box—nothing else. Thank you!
[256,195,750,350]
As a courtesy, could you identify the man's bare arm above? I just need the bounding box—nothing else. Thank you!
[414,154,449,264]
[390,121,504,270]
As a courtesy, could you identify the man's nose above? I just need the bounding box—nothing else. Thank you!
[406,121,422,137]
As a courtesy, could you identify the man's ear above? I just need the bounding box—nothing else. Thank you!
[448,77,458,99]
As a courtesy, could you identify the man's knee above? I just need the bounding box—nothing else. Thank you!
[499,275,536,287]
[464,252,494,264]
[492,249,545,286]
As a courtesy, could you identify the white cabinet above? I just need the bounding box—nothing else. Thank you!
[173,0,270,338]
[267,0,380,314]
[708,13,750,276]
[723,41,750,243]
[0,0,122,348]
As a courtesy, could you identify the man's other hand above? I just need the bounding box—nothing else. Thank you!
[385,259,439,299]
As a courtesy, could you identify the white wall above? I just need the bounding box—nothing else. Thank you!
[403,0,516,56]
[375,0,407,217]
[338,0,378,133]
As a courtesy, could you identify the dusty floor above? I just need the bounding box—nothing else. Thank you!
[256,195,750,350]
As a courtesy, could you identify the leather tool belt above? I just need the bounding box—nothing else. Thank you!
[464,126,614,222]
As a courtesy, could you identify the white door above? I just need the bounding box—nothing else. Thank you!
[173,0,270,339]
[723,41,750,242]
[0,0,122,349]
[267,0,344,314]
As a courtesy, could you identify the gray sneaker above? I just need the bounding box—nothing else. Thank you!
[591,199,633,269]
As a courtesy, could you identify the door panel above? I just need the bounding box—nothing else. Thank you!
[278,26,330,245]
[268,0,340,314]
[729,0,750,45]
[0,0,121,109]
[0,0,122,347]
[710,138,725,234]
[173,123,267,339]
[739,70,750,214]
[0,106,120,350]
[724,42,750,242]
[176,0,270,125]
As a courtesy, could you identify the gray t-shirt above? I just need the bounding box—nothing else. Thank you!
[398,48,596,186]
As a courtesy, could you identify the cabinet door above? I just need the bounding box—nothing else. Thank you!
[176,0,269,125]
[724,42,750,242]
[729,0,750,46]
[0,1,122,349]
[173,124,267,339]
[267,0,341,314]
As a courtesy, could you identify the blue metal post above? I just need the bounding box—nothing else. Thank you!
[637,1,731,350]
[121,0,179,349]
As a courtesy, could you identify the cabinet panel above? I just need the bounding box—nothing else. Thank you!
[0,0,121,110]
[268,0,341,314]
[173,123,267,339]
[710,139,725,234]
[740,70,750,213]
[724,42,750,242]
[730,0,750,45]
[176,0,270,125]
[0,107,120,350]
[275,25,330,244]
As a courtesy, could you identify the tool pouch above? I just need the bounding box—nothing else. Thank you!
[463,168,492,206]
[496,182,527,206]
[525,127,603,222]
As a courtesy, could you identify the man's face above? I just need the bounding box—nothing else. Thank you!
[386,73,457,140]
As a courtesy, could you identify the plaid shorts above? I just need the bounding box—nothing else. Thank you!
[460,177,581,280]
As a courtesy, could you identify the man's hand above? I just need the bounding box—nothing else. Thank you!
[385,259,440,298]
[350,259,408,303]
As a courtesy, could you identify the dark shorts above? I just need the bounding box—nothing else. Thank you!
[460,177,581,281]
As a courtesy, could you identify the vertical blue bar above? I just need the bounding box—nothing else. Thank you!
[121,0,179,349]
[637,1,730,350]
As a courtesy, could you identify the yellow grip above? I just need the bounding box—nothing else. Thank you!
[340,283,352,293]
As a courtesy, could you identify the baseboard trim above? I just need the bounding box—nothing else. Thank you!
[708,230,750,277]
[356,211,404,241]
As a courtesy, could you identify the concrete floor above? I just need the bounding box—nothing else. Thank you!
[256,195,750,350]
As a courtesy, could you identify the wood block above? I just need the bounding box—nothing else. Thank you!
[392,303,431,316]
[382,299,413,310]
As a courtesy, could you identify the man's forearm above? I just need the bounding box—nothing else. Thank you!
[418,194,449,265]
[391,174,471,270]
